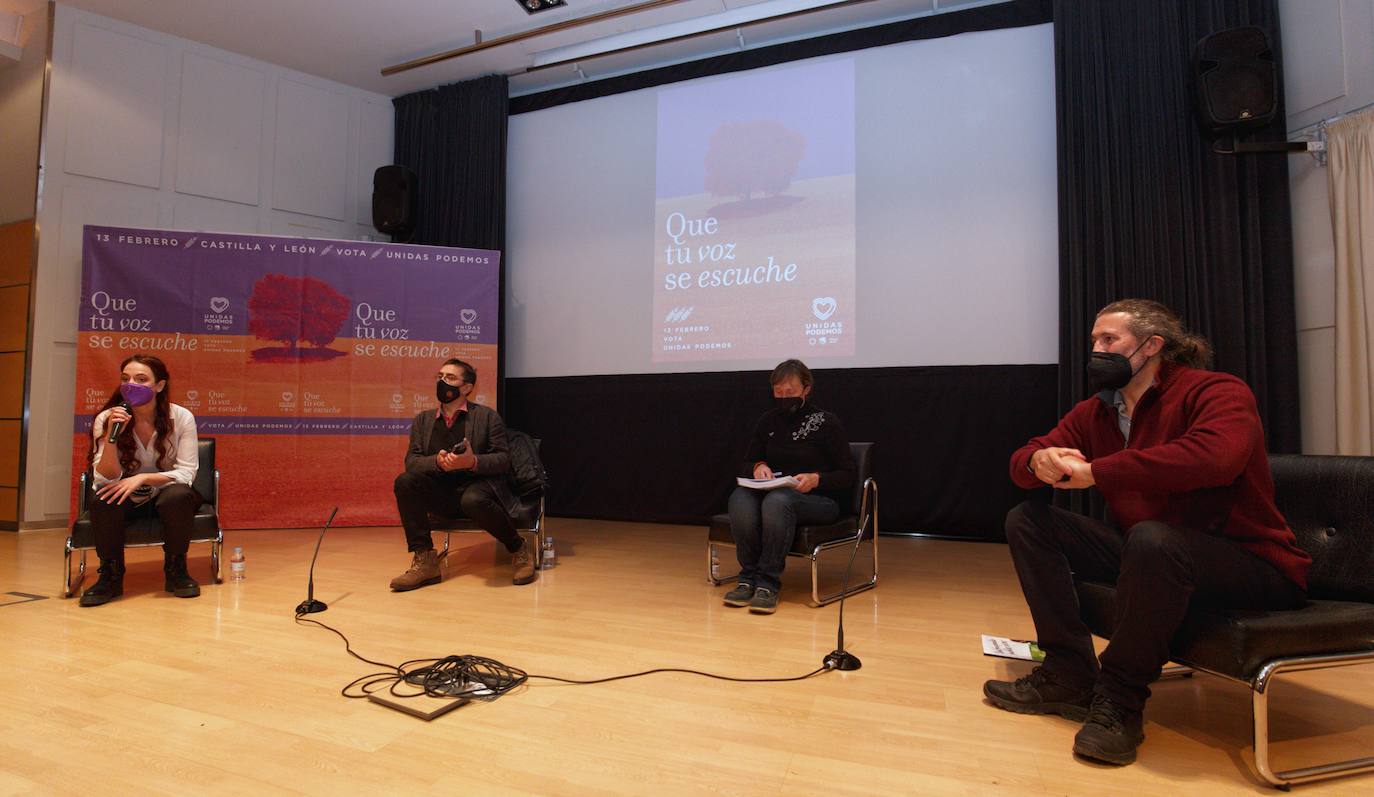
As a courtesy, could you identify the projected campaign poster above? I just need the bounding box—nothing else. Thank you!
[72,226,500,528]
[653,58,856,362]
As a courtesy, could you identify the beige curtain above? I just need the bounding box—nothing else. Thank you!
[1330,108,1374,455]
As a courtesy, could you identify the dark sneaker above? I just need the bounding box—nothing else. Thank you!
[1073,694,1145,765]
[390,549,442,591]
[163,553,202,598]
[983,666,1093,720]
[79,558,125,607]
[723,582,754,607]
[748,586,779,614]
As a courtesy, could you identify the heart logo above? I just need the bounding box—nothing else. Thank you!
[391,393,403,403]
[812,297,837,321]
[185,390,199,401]
[210,297,230,313]
[460,308,477,325]
[281,391,294,402]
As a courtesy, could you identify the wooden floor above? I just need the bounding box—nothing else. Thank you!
[1,520,1372,796]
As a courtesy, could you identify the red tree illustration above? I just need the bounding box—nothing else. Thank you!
[248,274,350,353]
[703,120,807,201]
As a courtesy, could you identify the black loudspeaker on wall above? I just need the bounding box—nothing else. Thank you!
[372,165,418,241]
[1192,26,1278,135]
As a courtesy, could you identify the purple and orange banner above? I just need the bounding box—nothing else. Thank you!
[73,225,501,528]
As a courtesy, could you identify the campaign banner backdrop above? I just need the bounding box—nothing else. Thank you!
[73,226,501,528]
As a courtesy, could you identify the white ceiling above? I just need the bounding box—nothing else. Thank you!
[40,0,1005,97]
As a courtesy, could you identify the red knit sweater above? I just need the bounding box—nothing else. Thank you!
[1009,363,1311,589]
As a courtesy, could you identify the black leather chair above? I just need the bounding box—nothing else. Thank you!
[64,438,223,597]
[434,436,547,571]
[1075,454,1374,788]
[707,441,877,606]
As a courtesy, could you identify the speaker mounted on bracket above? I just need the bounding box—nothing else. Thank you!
[1193,26,1324,157]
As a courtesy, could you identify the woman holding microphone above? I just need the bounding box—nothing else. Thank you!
[80,354,202,607]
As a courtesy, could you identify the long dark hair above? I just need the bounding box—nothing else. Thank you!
[1097,299,1214,369]
[88,354,175,476]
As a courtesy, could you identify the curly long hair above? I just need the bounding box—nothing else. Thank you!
[1097,299,1213,369]
[88,354,175,476]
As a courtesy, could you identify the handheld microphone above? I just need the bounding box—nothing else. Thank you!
[295,507,339,615]
[107,401,132,444]
[823,483,874,672]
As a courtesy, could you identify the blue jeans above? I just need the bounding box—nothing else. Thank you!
[728,486,839,591]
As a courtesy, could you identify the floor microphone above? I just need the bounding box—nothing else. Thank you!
[295,507,339,616]
[823,490,872,672]
[107,401,132,443]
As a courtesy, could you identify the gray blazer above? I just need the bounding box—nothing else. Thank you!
[404,402,511,478]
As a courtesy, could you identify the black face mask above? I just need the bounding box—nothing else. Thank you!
[773,396,804,414]
[1085,340,1150,392]
[436,379,465,404]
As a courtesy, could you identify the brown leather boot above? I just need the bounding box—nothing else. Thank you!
[511,539,536,585]
[389,549,441,591]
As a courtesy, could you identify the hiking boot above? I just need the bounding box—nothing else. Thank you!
[79,558,125,607]
[983,666,1093,720]
[163,553,201,598]
[723,582,755,607]
[1073,694,1145,765]
[390,549,442,591]
[511,539,536,585]
[748,586,779,614]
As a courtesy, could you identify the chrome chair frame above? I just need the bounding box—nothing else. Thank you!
[707,478,878,607]
[64,470,223,597]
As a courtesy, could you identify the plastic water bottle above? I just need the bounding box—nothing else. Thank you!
[541,536,556,569]
[710,549,721,581]
[230,546,246,581]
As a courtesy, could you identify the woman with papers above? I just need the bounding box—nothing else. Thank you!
[724,359,856,614]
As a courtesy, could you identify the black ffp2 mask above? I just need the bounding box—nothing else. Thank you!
[773,396,804,414]
[1085,340,1150,392]
[436,380,465,404]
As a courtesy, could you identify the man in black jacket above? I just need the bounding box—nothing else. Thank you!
[390,358,535,589]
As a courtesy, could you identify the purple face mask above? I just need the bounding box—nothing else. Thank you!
[119,381,156,407]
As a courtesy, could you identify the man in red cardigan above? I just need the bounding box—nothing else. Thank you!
[984,299,1311,766]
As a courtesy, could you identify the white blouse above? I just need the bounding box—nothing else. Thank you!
[91,403,199,495]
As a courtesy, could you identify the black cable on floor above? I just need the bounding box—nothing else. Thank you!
[296,611,831,703]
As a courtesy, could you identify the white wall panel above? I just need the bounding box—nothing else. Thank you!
[172,194,261,233]
[176,53,265,205]
[268,209,348,240]
[272,79,350,220]
[64,23,166,188]
[1298,327,1337,455]
[25,5,392,525]
[55,186,161,340]
[1280,0,1348,118]
[1281,0,1374,454]
[356,98,393,225]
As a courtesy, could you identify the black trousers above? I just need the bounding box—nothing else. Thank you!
[393,471,521,553]
[88,483,201,561]
[1004,500,1304,711]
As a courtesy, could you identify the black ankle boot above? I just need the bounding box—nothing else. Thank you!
[164,553,201,598]
[79,558,125,606]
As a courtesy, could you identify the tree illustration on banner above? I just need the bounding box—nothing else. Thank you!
[248,274,351,361]
[704,120,807,210]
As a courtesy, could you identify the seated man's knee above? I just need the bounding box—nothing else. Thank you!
[1122,521,1187,562]
[459,485,496,517]
[1004,499,1050,544]
[394,471,423,495]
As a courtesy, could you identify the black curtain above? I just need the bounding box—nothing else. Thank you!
[393,73,510,404]
[393,74,508,250]
[505,365,1057,536]
[1053,0,1300,452]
